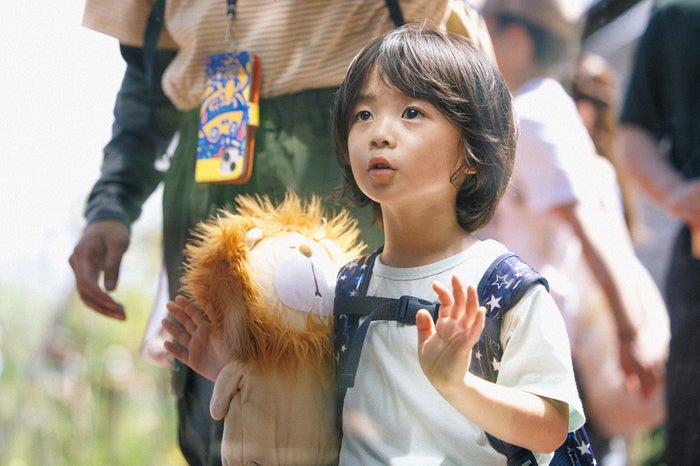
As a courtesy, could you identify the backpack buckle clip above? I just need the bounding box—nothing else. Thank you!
[397,295,439,323]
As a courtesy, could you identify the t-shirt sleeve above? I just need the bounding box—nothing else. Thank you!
[514,116,579,213]
[497,284,586,432]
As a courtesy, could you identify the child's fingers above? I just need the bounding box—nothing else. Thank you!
[184,299,208,325]
[450,275,467,321]
[433,276,473,323]
[172,295,205,322]
[176,295,212,326]
[416,308,437,345]
[174,294,190,307]
[458,285,481,330]
[166,303,195,335]
[469,302,486,346]
[166,299,186,321]
[432,281,455,319]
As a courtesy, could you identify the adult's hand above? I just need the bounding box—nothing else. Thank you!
[162,295,229,382]
[69,219,130,320]
[667,179,700,257]
[618,335,666,400]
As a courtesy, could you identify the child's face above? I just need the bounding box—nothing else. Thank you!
[347,70,462,213]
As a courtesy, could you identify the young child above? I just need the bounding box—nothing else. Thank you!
[331,24,583,464]
[166,24,585,465]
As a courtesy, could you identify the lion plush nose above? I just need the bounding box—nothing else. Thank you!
[299,244,313,258]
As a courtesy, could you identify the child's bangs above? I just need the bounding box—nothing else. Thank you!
[373,29,444,100]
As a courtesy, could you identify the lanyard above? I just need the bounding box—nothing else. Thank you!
[225,0,238,49]
[227,0,237,18]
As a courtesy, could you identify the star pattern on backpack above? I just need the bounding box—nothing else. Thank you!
[334,252,378,365]
[485,294,502,312]
[493,273,512,290]
[566,430,597,465]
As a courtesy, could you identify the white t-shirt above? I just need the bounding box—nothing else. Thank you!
[338,239,585,466]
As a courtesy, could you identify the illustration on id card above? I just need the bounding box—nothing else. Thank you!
[196,51,261,184]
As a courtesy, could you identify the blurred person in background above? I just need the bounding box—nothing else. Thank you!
[67,1,494,464]
[480,0,667,461]
[617,1,700,463]
[572,52,640,240]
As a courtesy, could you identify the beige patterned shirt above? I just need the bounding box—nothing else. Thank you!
[83,0,492,110]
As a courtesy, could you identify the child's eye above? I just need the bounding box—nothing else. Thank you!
[403,108,423,120]
[355,110,372,121]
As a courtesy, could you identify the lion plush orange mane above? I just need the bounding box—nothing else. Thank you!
[179,192,365,378]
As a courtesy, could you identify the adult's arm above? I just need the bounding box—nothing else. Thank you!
[69,44,179,319]
[84,44,179,226]
[554,201,665,398]
[618,125,700,249]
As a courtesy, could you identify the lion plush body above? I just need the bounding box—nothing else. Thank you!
[180,193,364,466]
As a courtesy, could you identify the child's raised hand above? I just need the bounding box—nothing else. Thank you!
[162,295,229,382]
[416,275,485,394]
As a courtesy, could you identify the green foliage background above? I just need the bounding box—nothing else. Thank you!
[0,231,186,466]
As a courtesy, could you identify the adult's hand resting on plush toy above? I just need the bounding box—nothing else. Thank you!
[69,220,130,320]
[163,295,230,381]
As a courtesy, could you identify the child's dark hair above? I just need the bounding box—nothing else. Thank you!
[333,24,516,232]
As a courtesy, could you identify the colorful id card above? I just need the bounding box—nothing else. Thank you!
[196,51,261,184]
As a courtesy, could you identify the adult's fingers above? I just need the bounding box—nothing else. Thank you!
[69,220,129,320]
[163,339,189,364]
[161,317,191,348]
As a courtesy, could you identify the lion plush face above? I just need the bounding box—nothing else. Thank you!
[247,229,347,325]
[180,192,365,375]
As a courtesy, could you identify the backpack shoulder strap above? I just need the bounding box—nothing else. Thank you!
[470,253,550,465]
[334,248,382,387]
[334,250,550,391]
[470,253,549,382]
[335,247,382,299]
[471,253,596,466]
[334,248,441,390]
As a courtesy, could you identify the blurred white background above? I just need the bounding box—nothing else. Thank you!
[0,0,161,306]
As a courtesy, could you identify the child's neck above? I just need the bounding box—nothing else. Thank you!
[379,211,478,268]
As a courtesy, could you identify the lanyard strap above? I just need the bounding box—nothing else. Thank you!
[384,0,404,26]
[226,0,237,18]
[225,0,237,49]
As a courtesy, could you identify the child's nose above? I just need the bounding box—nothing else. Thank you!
[370,117,396,148]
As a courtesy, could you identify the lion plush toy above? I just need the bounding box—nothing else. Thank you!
[178,192,364,466]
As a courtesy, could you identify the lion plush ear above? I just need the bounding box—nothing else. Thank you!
[245,227,264,248]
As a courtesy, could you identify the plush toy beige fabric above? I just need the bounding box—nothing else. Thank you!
[180,192,365,466]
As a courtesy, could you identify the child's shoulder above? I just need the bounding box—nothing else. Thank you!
[336,239,525,295]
